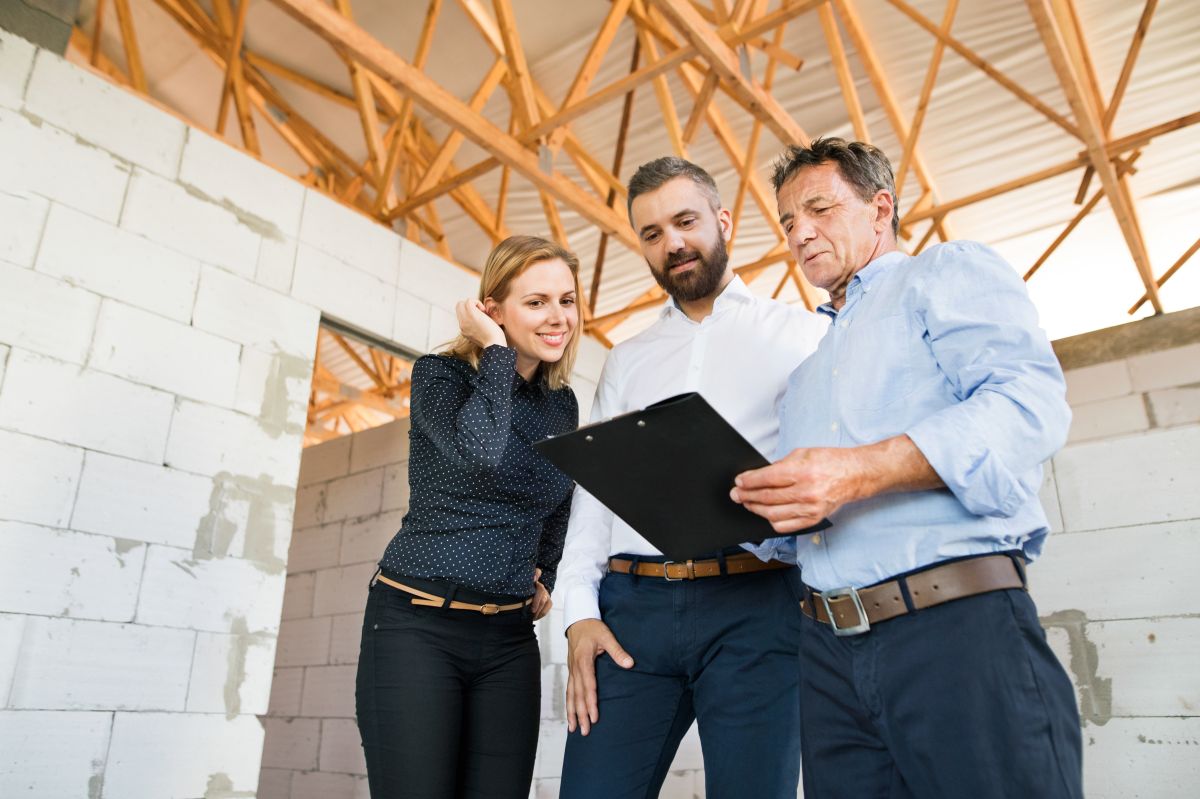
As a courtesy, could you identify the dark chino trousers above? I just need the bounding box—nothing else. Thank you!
[559,559,804,799]
[799,581,1084,799]
[356,576,541,799]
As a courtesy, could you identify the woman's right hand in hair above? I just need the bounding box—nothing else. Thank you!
[455,299,508,350]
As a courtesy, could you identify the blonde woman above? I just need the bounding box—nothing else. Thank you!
[357,236,582,798]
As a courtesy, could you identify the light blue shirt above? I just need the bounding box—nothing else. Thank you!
[766,242,1070,591]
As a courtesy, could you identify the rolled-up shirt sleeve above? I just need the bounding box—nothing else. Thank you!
[555,353,622,629]
[409,345,517,472]
[905,242,1071,518]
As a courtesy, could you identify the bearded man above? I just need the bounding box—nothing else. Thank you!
[554,157,827,798]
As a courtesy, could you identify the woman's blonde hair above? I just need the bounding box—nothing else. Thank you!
[443,235,583,390]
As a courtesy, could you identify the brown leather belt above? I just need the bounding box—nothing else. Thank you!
[608,552,793,581]
[800,554,1026,636]
[375,574,531,615]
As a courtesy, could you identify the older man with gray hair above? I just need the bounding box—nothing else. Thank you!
[733,137,1083,798]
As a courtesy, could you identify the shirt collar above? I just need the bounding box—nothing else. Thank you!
[512,367,548,396]
[816,249,908,319]
[659,275,755,320]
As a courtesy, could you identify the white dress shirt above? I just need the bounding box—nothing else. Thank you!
[557,276,828,628]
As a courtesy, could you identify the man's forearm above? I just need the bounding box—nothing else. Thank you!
[853,434,945,502]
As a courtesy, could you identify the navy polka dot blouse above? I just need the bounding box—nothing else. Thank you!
[379,345,578,596]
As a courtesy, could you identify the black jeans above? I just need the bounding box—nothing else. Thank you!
[356,575,541,799]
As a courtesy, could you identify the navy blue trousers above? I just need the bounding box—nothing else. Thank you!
[560,560,803,799]
[799,583,1083,798]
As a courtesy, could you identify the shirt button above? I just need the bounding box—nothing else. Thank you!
[830,421,839,432]
[811,534,821,545]
[831,368,838,378]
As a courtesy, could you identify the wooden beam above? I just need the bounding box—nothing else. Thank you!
[651,0,808,146]
[591,38,641,314]
[894,0,957,198]
[681,71,720,146]
[1025,152,1141,281]
[214,0,261,154]
[112,0,148,93]
[1104,0,1156,132]
[886,0,1079,139]
[834,0,954,240]
[267,0,641,253]
[635,23,688,156]
[902,110,1200,225]
[492,0,540,131]
[333,0,388,194]
[90,0,108,68]
[384,0,821,215]
[374,0,443,212]
[413,58,507,195]
[549,0,634,150]
[1027,0,1161,312]
[1128,235,1200,314]
[730,20,785,251]
[70,26,131,87]
[818,0,868,142]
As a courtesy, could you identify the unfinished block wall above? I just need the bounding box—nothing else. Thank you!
[1033,319,1200,799]
[0,31,608,797]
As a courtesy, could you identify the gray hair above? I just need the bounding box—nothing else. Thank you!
[627,157,721,220]
[770,137,899,236]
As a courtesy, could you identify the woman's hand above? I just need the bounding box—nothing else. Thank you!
[531,568,552,621]
[455,299,508,350]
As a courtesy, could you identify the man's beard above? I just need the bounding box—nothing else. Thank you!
[650,233,729,303]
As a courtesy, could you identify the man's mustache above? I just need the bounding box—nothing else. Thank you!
[666,250,702,267]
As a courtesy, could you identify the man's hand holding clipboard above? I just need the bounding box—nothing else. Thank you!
[534,393,829,561]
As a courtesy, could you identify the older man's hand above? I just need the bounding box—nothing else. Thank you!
[730,446,869,533]
[731,436,944,532]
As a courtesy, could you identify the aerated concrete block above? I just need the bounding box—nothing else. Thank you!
[0,260,100,364]
[0,349,173,463]
[25,50,186,177]
[35,203,201,323]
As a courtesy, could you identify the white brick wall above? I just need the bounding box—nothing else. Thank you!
[24,50,186,177]
[0,31,35,109]
[0,106,130,223]
[0,429,82,527]
[103,712,266,799]
[292,243,395,339]
[0,523,145,621]
[0,710,112,797]
[8,617,194,710]
[0,261,100,364]
[193,264,320,358]
[300,189,400,285]
[135,544,285,634]
[121,168,261,279]
[71,451,215,548]
[179,129,306,239]
[2,36,537,799]
[90,299,241,407]
[0,189,48,266]
[36,202,202,322]
[0,349,174,463]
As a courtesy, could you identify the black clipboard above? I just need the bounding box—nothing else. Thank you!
[533,392,830,560]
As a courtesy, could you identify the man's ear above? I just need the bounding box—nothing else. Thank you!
[873,190,895,233]
[717,206,733,242]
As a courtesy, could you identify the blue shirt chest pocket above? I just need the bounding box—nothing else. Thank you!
[838,313,920,412]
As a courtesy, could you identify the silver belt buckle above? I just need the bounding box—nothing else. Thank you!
[661,560,681,581]
[819,586,871,637]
